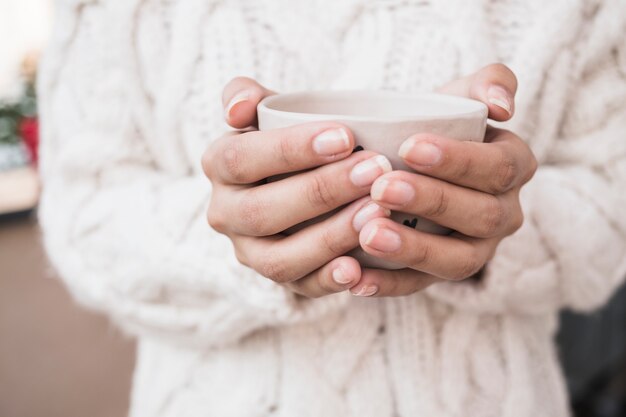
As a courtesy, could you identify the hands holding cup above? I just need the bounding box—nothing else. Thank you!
[202,79,392,298]
[202,64,537,298]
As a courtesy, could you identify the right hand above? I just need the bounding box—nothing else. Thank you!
[202,77,391,298]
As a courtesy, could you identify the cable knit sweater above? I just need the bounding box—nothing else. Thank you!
[38,0,626,416]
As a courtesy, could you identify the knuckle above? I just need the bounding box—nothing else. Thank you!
[306,173,337,210]
[238,192,269,235]
[384,273,403,296]
[222,140,248,183]
[233,246,250,268]
[207,207,228,233]
[320,228,349,258]
[526,153,538,182]
[424,186,449,218]
[454,152,474,181]
[479,197,505,236]
[258,251,290,283]
[509,207,525,233]
[452,247,484,281]
[493,151,518,193]
[409,242,433,269]
[277,133,300,170]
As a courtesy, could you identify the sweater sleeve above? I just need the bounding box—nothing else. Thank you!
[426,26,626,315]
[38,0,348,348]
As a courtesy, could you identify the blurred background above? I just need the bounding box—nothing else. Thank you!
[0,1,624,417]
[0,1,135,417]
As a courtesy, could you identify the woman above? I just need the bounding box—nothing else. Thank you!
[38,0,626,416]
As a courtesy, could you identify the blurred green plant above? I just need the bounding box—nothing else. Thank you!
[0,83,37,145]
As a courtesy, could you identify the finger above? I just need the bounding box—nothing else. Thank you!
[222,77,276,129]
[437,63,518,121]
[233,197,390,283]
[207,122,357,185]
[349,268,441,298]
[285,256,362,298]
[220,151,391,236]
[370,171,524,238]
[358,218,498,281]
[398,128,537,194]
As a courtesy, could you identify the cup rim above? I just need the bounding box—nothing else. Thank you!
[258,90,487,123]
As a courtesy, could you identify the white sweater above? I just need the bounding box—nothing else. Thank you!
[38,0,626,416]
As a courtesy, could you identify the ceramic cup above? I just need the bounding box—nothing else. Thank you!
[257,90,488,269]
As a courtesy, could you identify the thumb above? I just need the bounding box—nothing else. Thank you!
[222,77,276,129]
[437,63,518,122]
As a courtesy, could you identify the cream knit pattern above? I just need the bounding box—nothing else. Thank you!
[38,0,626,416]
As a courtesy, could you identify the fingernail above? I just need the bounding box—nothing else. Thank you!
[351,285,379,297]
[350,155,392,187]
[487,85,512,116]
[371,179,414,205]
[364,226,401,253]
[332,267,353,285]
[398,140,441,166]
[353,202,391,232]
[313,128,351,156]
[225,90,251,120]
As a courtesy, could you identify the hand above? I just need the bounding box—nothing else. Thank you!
[349,64,538,297]
[202,77,392,298]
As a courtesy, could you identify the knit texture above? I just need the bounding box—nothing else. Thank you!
[38,0,626,416]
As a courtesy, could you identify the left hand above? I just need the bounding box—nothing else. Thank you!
[350,63,538,297]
